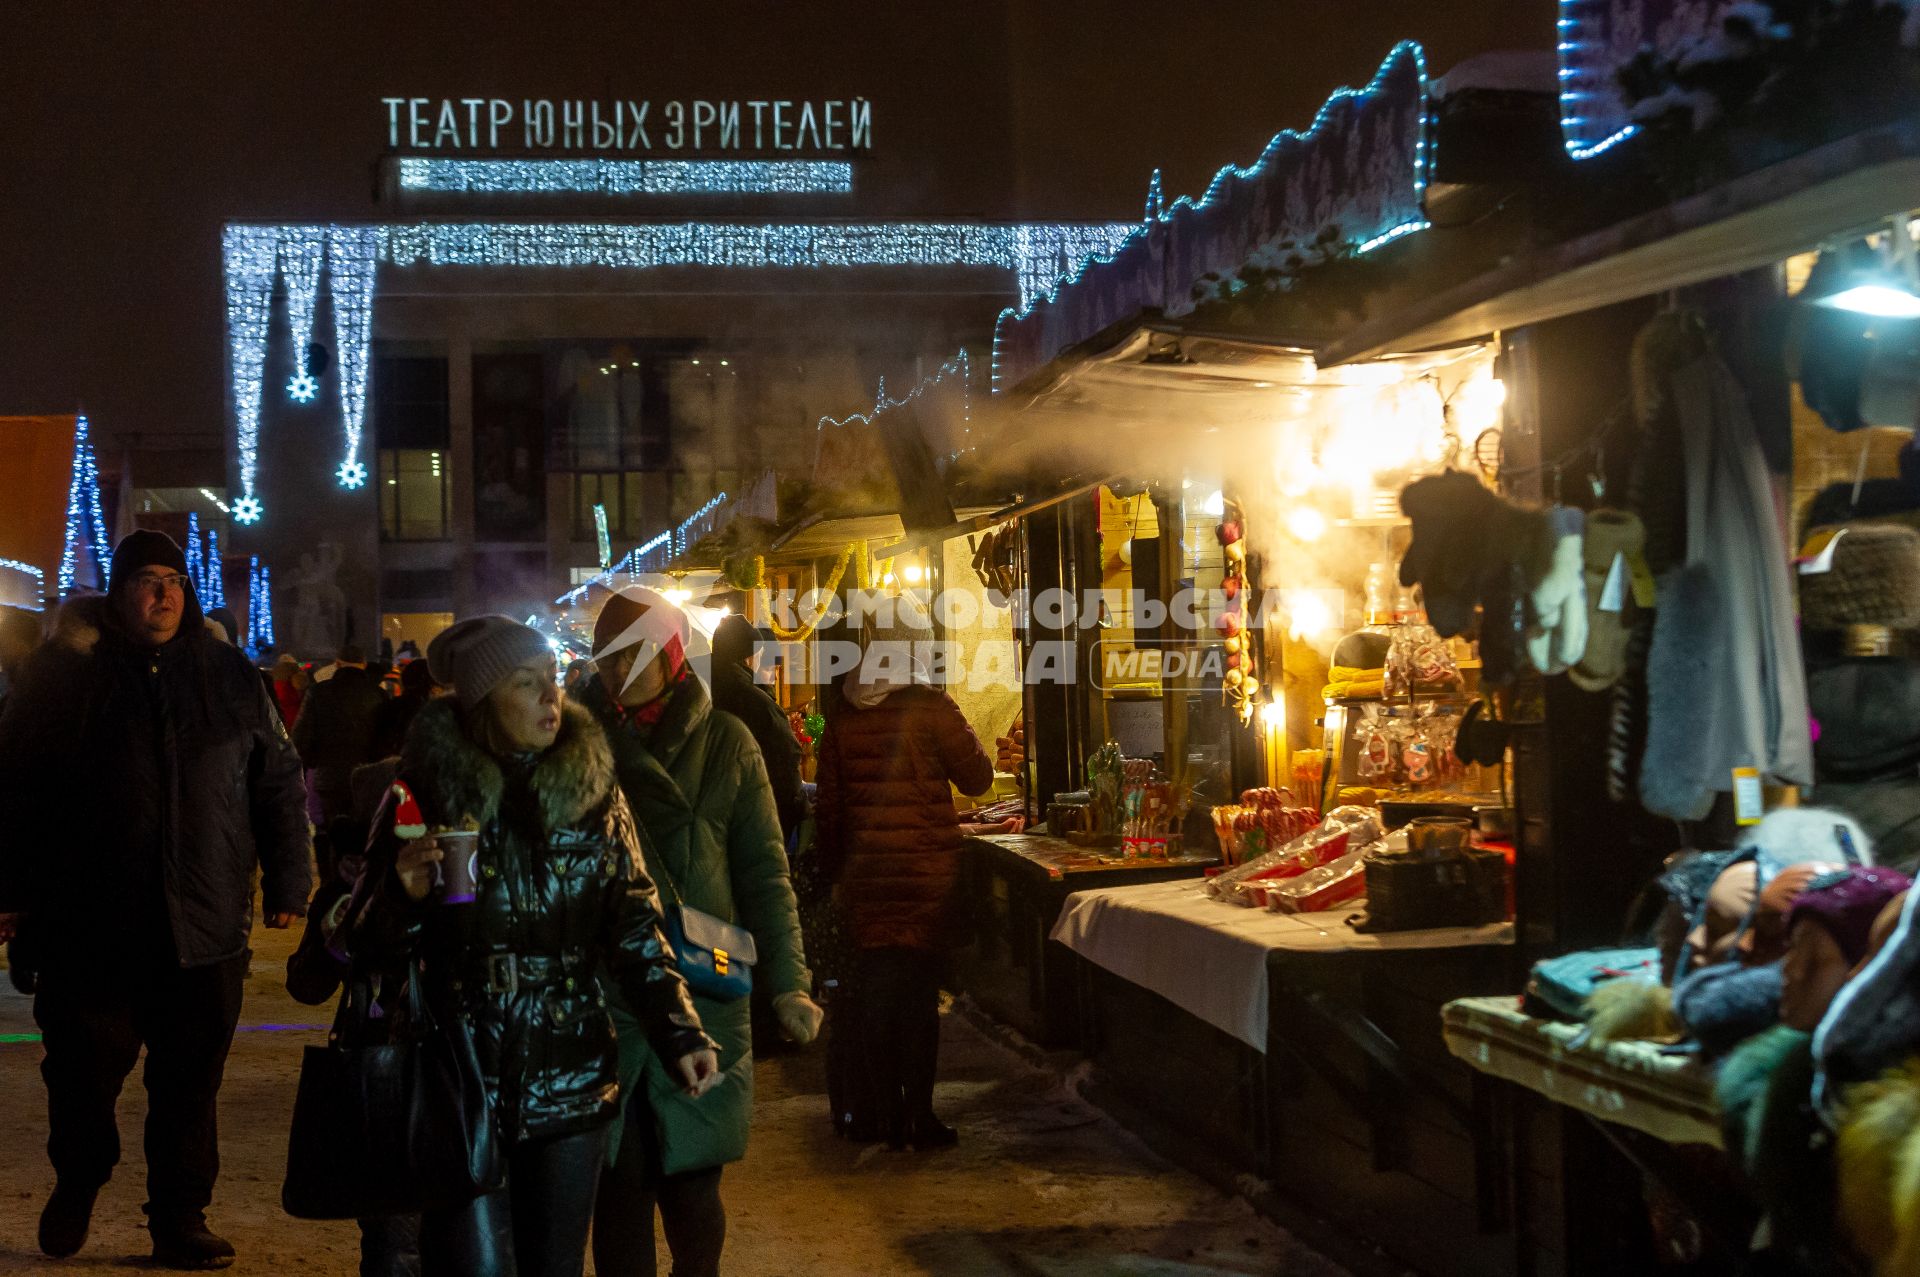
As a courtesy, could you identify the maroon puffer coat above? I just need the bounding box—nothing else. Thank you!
[814,684,995,952]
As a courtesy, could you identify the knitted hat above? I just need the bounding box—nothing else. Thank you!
[712,613,760,668]
[1800,524,1920,630]
[592,586,689,665]
[108,530,189,597]
[1787,867,1914,967]
[426,615,551,708]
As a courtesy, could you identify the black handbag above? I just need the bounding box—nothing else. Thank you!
[282,968,504,1220]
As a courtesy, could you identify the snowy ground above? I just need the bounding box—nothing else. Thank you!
[0,923,1345,1276]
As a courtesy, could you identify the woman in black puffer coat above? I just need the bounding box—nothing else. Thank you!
[349,617,718,1277]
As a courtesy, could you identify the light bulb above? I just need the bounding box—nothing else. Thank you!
[1201,490,1226,518]
[903,565,925,585]
[1259,701,1286,730]
[1816,284,1920,318]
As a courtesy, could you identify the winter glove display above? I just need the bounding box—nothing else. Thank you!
[775,990,825,1045]
[1525,505,1588,677]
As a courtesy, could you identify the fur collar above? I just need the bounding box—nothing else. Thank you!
[400,697,615,831]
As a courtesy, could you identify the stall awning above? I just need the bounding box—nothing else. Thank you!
[1318,117,1920,366]
[769,512,906,559]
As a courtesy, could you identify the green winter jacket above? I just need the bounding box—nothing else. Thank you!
[580,673,808,1173]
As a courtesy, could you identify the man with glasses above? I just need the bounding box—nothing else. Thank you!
[0,530,310,1270]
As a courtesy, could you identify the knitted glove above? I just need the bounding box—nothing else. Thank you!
[775,991,824,1046]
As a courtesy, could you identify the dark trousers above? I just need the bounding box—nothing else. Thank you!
[419,1125,608,1277]
[32,951,248,1226]
[857,948,943,1130]
[358,1213,421,1277]
[592,1100,726,1277]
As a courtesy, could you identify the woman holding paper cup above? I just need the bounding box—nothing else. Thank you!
[347,615,718,1277]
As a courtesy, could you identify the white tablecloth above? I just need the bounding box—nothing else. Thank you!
[1049,879,1513,1052]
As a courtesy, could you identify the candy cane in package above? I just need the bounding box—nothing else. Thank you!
[1206,806,1383,903]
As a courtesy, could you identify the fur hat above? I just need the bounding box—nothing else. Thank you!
[1672,958,1785,1058]
[1836,1060,1920,1273]
[1809,660,1920,782]
[1799,523,1920,631]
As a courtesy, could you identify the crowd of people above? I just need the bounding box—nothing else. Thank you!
[0,529,994,1276]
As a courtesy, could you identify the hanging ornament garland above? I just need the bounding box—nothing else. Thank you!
[1217,503,1259,726]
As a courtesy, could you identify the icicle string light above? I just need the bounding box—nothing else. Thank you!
[57,416,112,596]
[246,556,276,652]
[1557,0,1639,159]
[398,158,855,195]
[228,218,1132,518]
[327,226,378,487]
[989,40,1432,391]
[278,226,327,401]
[375,222,1134,309]
[223,227,279,521]
[186,511,205,593]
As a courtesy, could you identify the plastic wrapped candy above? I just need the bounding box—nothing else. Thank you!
[1264,845,1371,913]
[1205,806,1383,902]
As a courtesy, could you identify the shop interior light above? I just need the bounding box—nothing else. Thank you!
[1807,224,1920,317]
[903,564,926,585]
[1286,507,1328,542]
[1815,284,1920,318]
[1201,490,1226,518]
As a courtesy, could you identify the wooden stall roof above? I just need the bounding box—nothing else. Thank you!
[1318,116,1920,366]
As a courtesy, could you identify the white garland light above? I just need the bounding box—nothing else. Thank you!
[57,415,112,595]
[376,222,1135,311]
[278,226,327,402]
[203,527,227,609]
[229,219,1133,517]
[398,158,855,195]
[223,227,279,519]
[327,226,378,488]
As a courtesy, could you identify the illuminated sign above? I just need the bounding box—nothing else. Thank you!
[382,97,873,154]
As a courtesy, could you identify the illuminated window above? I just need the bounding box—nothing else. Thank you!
[379,449,449,541]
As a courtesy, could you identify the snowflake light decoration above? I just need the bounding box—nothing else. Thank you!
[233,495,264,525]
[287,372,320,403]
[336,459,369,489]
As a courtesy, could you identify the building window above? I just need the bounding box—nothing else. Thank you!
[380,448,449,540]
[569,472,648,541]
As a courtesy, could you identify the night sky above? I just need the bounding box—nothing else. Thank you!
[0,1,1546,454]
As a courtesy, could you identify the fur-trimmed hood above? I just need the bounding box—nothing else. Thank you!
[400,696,616,832]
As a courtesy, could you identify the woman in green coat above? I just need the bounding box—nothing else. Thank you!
[581,589,819,1277]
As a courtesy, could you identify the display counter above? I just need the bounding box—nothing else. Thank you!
[1055,879,1511,1051]
[1041,875,1520,1277]
[1442,995,1721,1149]
[951,833,1217,1046]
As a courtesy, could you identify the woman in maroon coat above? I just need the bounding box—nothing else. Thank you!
[813,655,993,1149]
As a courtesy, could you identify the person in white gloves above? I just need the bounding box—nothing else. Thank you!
[579,587,820,1277]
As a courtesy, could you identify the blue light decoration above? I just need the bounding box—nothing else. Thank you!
[398,158,856,196]
[593,502,612,570]
[203,527,226,609]
[1144,169,1165,222]
[989,41,1433,393]
[1557,0,1639,159]
[57,415,113,596]
[245,555,276,653]
[816,347,972,435]
[0,558,47,609]
[223,227,278,523]
[327,226,378,488]
[185,511,205,593]
[278,226,327,402]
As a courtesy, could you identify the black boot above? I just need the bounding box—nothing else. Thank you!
[905,1114,959,1150]
[37,1182,99,1258]
[151,1217,236,1271]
